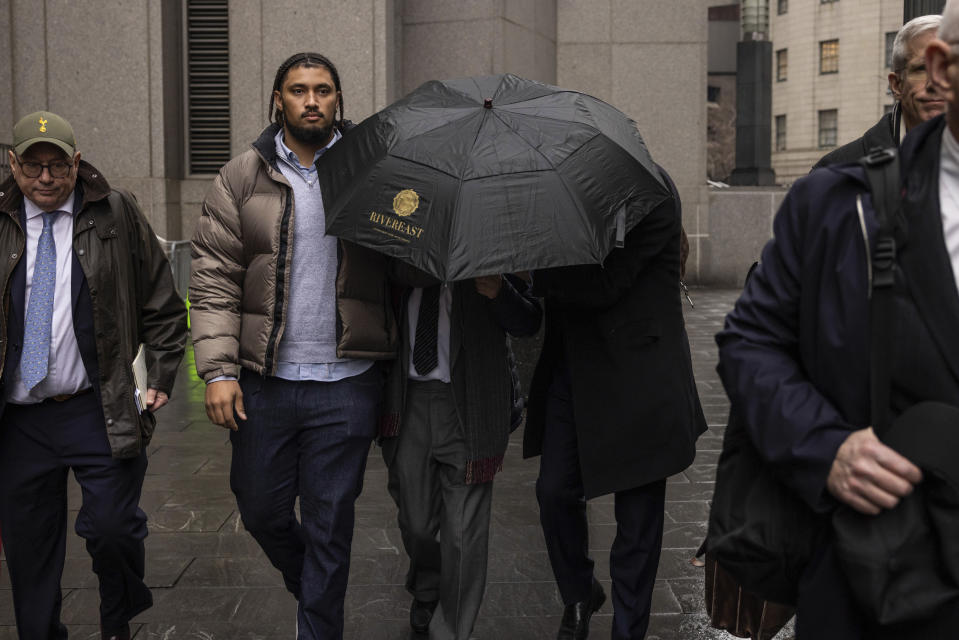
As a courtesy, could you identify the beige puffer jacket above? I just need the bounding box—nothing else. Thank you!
[189,123,397,381]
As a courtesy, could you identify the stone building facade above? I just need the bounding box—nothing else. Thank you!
[1,0,714,280]
[770,0,904,183]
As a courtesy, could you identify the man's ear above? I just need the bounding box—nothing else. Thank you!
[73,151,81,167]
[888,71,904,101]
[927,39,955,100]
[273,90,283,113]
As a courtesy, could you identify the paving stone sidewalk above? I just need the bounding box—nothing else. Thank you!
[0,288,781,639]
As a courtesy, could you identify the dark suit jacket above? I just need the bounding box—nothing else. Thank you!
[524,168,706,499]
[381,270,541,483]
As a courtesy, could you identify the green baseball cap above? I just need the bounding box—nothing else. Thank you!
[13,111,77,157]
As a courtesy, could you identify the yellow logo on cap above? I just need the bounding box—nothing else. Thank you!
[38,117,47,133]
[393,189,419,217]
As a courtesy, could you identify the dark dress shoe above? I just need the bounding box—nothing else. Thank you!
[410,598,439,634]
[557,581,607,639]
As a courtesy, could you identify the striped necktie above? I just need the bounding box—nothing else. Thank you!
[412,285,440,375]
[21,211,58,390]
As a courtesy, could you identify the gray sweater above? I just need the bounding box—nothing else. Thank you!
[274,134,344,368]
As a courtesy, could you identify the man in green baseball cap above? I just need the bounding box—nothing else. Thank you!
[0,110,187,639]
[8,111,80,213]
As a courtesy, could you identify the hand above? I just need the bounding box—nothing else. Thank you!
[474,275,503,299]
[204,380,247,431]
[145,388,169,412]
[826,427,923,515]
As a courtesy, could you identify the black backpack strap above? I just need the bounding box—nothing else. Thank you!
[859,147,900,437]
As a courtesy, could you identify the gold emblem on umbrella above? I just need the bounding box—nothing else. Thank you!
[393,189,419,217]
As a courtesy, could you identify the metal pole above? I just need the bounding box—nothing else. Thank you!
[730,0,776,186]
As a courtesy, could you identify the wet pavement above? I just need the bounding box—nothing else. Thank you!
[0,288,781,639]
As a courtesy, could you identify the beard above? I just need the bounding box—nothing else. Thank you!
[285,114,334,147]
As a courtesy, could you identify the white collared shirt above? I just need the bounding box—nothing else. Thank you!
[7,192,91,403]
[938,126,959,297]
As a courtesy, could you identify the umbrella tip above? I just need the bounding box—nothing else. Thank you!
[484,98,493,109]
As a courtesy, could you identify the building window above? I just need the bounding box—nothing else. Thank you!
[820,0,838,3]
[707,85,721,103]
[818,109,838,148]
[776,49,788,81]
[775,115,787,151]
[885,32,897,68]
[778,0,788,14]
[820,39,840,74]
[185,0,231,174]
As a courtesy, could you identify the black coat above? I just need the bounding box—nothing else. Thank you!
[523,170,706,498]
[718,116,959,634]
[813,105,900,169]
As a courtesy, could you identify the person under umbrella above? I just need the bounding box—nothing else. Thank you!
[524,164,706,639]
[378,264,541,639]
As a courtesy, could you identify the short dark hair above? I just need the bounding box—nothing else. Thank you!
[269,52,344,129]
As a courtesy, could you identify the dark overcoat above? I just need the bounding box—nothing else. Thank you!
[523,169,706,499]
[717,115,959,635]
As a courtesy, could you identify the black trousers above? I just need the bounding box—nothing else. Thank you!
[0,391,150,639]
[535,364,666,640]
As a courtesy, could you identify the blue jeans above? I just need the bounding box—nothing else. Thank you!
[230,366,382,640]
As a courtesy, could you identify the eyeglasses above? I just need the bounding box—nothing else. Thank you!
[15,157,73,179]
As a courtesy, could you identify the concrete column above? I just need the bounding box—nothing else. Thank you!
[558,0,710,281]
[10,0,47,119]
[0,0,13,144]
[401,0,557,94]
[157,0,183,239]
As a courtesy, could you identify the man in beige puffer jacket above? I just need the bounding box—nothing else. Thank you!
[190,52,396,639]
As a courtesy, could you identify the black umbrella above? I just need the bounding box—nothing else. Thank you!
[319,73,670,281]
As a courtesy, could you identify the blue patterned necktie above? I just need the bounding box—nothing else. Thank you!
[21,211,58,390]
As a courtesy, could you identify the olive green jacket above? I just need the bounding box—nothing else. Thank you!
[0,162,187,457]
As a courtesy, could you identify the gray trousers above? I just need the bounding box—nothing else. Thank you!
[382,380,493,640]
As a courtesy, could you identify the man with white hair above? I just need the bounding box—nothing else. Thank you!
[815,14,944,168]
[718,2,959,636]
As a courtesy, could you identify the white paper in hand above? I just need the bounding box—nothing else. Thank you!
[133,344,148,413]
